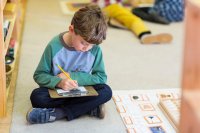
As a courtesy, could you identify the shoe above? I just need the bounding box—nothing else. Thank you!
[26,108,56,124]
[89,104,105,119]
[141,33,173,44]
[98,104,105,119]
[132,7,170,25]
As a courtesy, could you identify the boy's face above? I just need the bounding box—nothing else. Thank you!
[69,25,94,52]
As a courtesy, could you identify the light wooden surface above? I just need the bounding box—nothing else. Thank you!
[159,99,180,132]
[190,0,200,7]
[180,0,200,133]
[4,14,16,55]
[0,0,7,118]
[182,0,200,90]
[2,0,8,9]
[0,0,26,118]
[180,91,200,133]
[0,53,21,133]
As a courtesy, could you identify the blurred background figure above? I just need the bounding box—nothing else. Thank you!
[132,0,185,24]
[92,0,173,44]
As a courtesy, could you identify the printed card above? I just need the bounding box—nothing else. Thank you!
[149,126,166,133]
[139,103,155,111]
[144,115,162,124]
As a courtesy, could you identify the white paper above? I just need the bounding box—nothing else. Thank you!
[56,86,87,94]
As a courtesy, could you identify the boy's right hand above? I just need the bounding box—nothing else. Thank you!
[57,79,78,91]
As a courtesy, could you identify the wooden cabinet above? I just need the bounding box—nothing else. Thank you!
[180,0,200,132]
[0,0,26,117]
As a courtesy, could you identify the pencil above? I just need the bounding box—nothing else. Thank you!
[56,64,72,80]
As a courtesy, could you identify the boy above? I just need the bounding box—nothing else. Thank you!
[26,4,112,124]
[92,0,173,44]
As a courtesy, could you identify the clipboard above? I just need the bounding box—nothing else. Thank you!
[48,86,98,98]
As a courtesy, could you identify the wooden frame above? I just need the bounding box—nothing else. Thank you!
[0,0,26,118]
[180,0,200,132]
[0,0,7,118]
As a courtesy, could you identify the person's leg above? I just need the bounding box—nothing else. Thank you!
[27,87,71,124]
[60,84,112,121]
[103,4,173,44]
[131,7,170,24]
[30,87,68,108]
[27,84,112,123]
[153,0,184,22]
[103,4,150,37]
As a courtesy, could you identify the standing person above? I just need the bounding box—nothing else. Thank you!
[26,4,112,124]
[92,0,173,44]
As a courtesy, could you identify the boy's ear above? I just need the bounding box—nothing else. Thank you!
[69,25,74,33]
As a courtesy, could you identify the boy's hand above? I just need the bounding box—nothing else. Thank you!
[57,79,78,91]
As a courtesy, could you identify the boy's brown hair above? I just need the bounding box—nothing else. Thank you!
[71,4,107,44]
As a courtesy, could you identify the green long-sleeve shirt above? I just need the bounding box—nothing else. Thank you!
[34,33,107,89]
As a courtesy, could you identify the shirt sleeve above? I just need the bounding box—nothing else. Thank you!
[33,44,62,89]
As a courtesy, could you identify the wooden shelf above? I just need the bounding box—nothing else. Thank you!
[0,0,26,118]
[182,90,200,120]
[6,42,19,98]
[180,0,200,133]
[180,90,200,133]
[2,0,8,10]
[4,14,16,56]
[190,0,200,7]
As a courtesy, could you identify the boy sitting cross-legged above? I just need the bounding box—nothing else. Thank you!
[26,4,112,124]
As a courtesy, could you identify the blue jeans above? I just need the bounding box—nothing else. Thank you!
[30,84,112,121]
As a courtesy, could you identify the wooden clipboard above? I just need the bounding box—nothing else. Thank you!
[48,86,98,98]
